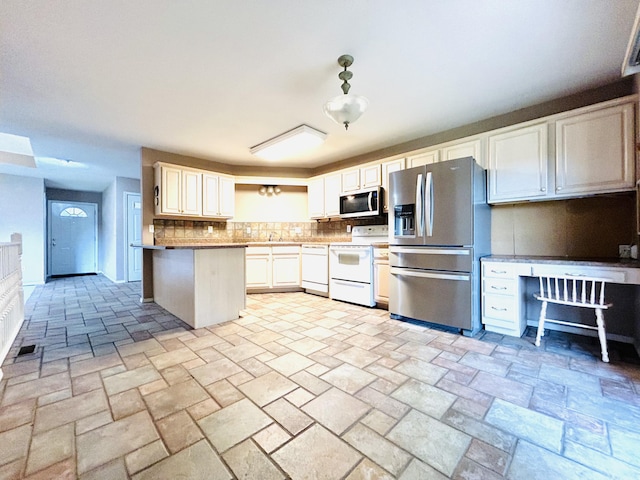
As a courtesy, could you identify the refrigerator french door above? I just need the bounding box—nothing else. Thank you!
[388,157,490,335]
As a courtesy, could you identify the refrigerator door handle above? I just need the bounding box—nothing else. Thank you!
[425,171,433,237]
[416,173,424,236]
[390,267,470,282]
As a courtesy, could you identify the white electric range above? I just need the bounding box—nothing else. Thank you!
[329,225,389,307]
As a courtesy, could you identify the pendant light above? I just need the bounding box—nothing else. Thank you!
[323,55,369,130]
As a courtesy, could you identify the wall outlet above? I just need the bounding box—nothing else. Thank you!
[148,225,154,233]
[207,226,213,233]
[294,227,302,235]
[346,225,352,233]
[246,227,251,234]
[619,244,631,258]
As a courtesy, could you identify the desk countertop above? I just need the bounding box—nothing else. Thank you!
[482,255,640,269]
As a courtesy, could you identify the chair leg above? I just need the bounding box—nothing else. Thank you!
[535,301,547,347]
[595,308,609,363]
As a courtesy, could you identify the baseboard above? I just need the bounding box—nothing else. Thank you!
[141,297,154,303]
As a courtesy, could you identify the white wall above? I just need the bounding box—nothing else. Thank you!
[0,174,45,285]
[234,185,308,222]
[100,176,140,282]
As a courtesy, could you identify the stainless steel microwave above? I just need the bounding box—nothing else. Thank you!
[339,186,383,218]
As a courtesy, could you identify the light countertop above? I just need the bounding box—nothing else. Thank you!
[482,255,640,269]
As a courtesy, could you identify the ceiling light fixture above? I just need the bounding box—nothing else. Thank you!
[324,54,369,130]
[250,124,326,161]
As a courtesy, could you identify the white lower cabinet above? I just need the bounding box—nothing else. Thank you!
[481,261,526,337]
[246,246,300,291]
[373,247,389,304]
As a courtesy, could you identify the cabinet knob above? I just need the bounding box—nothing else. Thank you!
[556,187,562,191]
[540,187,546,192]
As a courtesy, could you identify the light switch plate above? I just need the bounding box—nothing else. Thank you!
[148,225,155,233]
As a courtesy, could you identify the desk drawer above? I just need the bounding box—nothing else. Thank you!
[483,294,517,322]
[483,262,517,279]
[483,277,516,296]
[530,265,626,283]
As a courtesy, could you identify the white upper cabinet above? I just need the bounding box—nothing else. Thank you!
[341,164,381,192]
[488,96,636,204]
[407,149,439,168]
[488,123,549,203]
[202,172,235,218]
[442,138,484,168]
[555,102,635,196]
[155,163,203,216]
[324,173,341,217]
[154,162,234,218]
[307,176,325,219]
[341,169,360,192]
[381,157,405,212]
[308,173,341,219]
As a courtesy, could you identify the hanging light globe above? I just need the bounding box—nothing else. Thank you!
[324,54,369,130]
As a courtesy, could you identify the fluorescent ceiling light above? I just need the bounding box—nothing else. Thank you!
[0,132,36,167]
[250,124,326,161]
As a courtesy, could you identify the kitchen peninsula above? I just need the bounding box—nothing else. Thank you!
[142,244,247,328]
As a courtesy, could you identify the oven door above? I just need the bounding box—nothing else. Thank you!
[329,246,372,283]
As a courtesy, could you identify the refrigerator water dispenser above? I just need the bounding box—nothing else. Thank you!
[394,204,415,237]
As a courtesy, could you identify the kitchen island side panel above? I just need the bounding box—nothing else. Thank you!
[152,249,196,326]
[193,248,246,327]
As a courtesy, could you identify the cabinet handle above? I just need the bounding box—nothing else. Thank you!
[490,286,507,290]
[491,269,507,274]
[565,273,586,277]
[491,306,508,312]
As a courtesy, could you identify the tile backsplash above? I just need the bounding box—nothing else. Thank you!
[153,217,386,245]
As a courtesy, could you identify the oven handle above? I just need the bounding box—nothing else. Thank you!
[330,248,369,258]
[390,267,469,282]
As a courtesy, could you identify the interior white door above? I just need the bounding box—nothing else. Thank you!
[49,201,98,275]
[126,193,142,282]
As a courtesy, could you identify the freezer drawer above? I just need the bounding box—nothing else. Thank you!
[390,246,473,272]
[389,267,472,330]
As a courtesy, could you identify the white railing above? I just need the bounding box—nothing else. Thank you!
[0,233,24,382]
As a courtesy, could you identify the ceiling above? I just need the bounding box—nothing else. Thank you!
[0,0,638,192]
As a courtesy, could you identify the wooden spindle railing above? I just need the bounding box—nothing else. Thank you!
[0,233,24,382]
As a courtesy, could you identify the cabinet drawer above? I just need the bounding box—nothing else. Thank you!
[271,246,300,255]
[530,265,626,283]
[482,262,516,279]
[482,295,517,322]
[483,278,515,296]
[483,319,523,337]
[246,246,271,255]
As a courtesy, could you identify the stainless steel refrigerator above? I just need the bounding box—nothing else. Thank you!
[388,157,490,335]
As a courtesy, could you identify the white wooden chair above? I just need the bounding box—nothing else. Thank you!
[534,275,612,362]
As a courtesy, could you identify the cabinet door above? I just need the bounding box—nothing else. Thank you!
[341,169,360,192]
[360,164,381,188]
[202,173,220,217]
[246,254,271,288]
[181,169,202,216]
[374,260,389,303]
[381,158,405,212]
[324,173,342,217]
[308,177,325,219]
[555,102,635,196]
[407,150,439,167]
[272,254,300,287]
[161,165,183,214]
[218,175,235,218]
[442,138,484,168]
[488,123,548,203]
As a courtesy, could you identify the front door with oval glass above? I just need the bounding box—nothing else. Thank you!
[48,201,98,276]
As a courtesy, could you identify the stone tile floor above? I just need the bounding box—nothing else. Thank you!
[1,274,640,479]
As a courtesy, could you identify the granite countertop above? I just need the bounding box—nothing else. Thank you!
[133,243,247,250]
[371,242,390,248]
[482,255,640,269]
